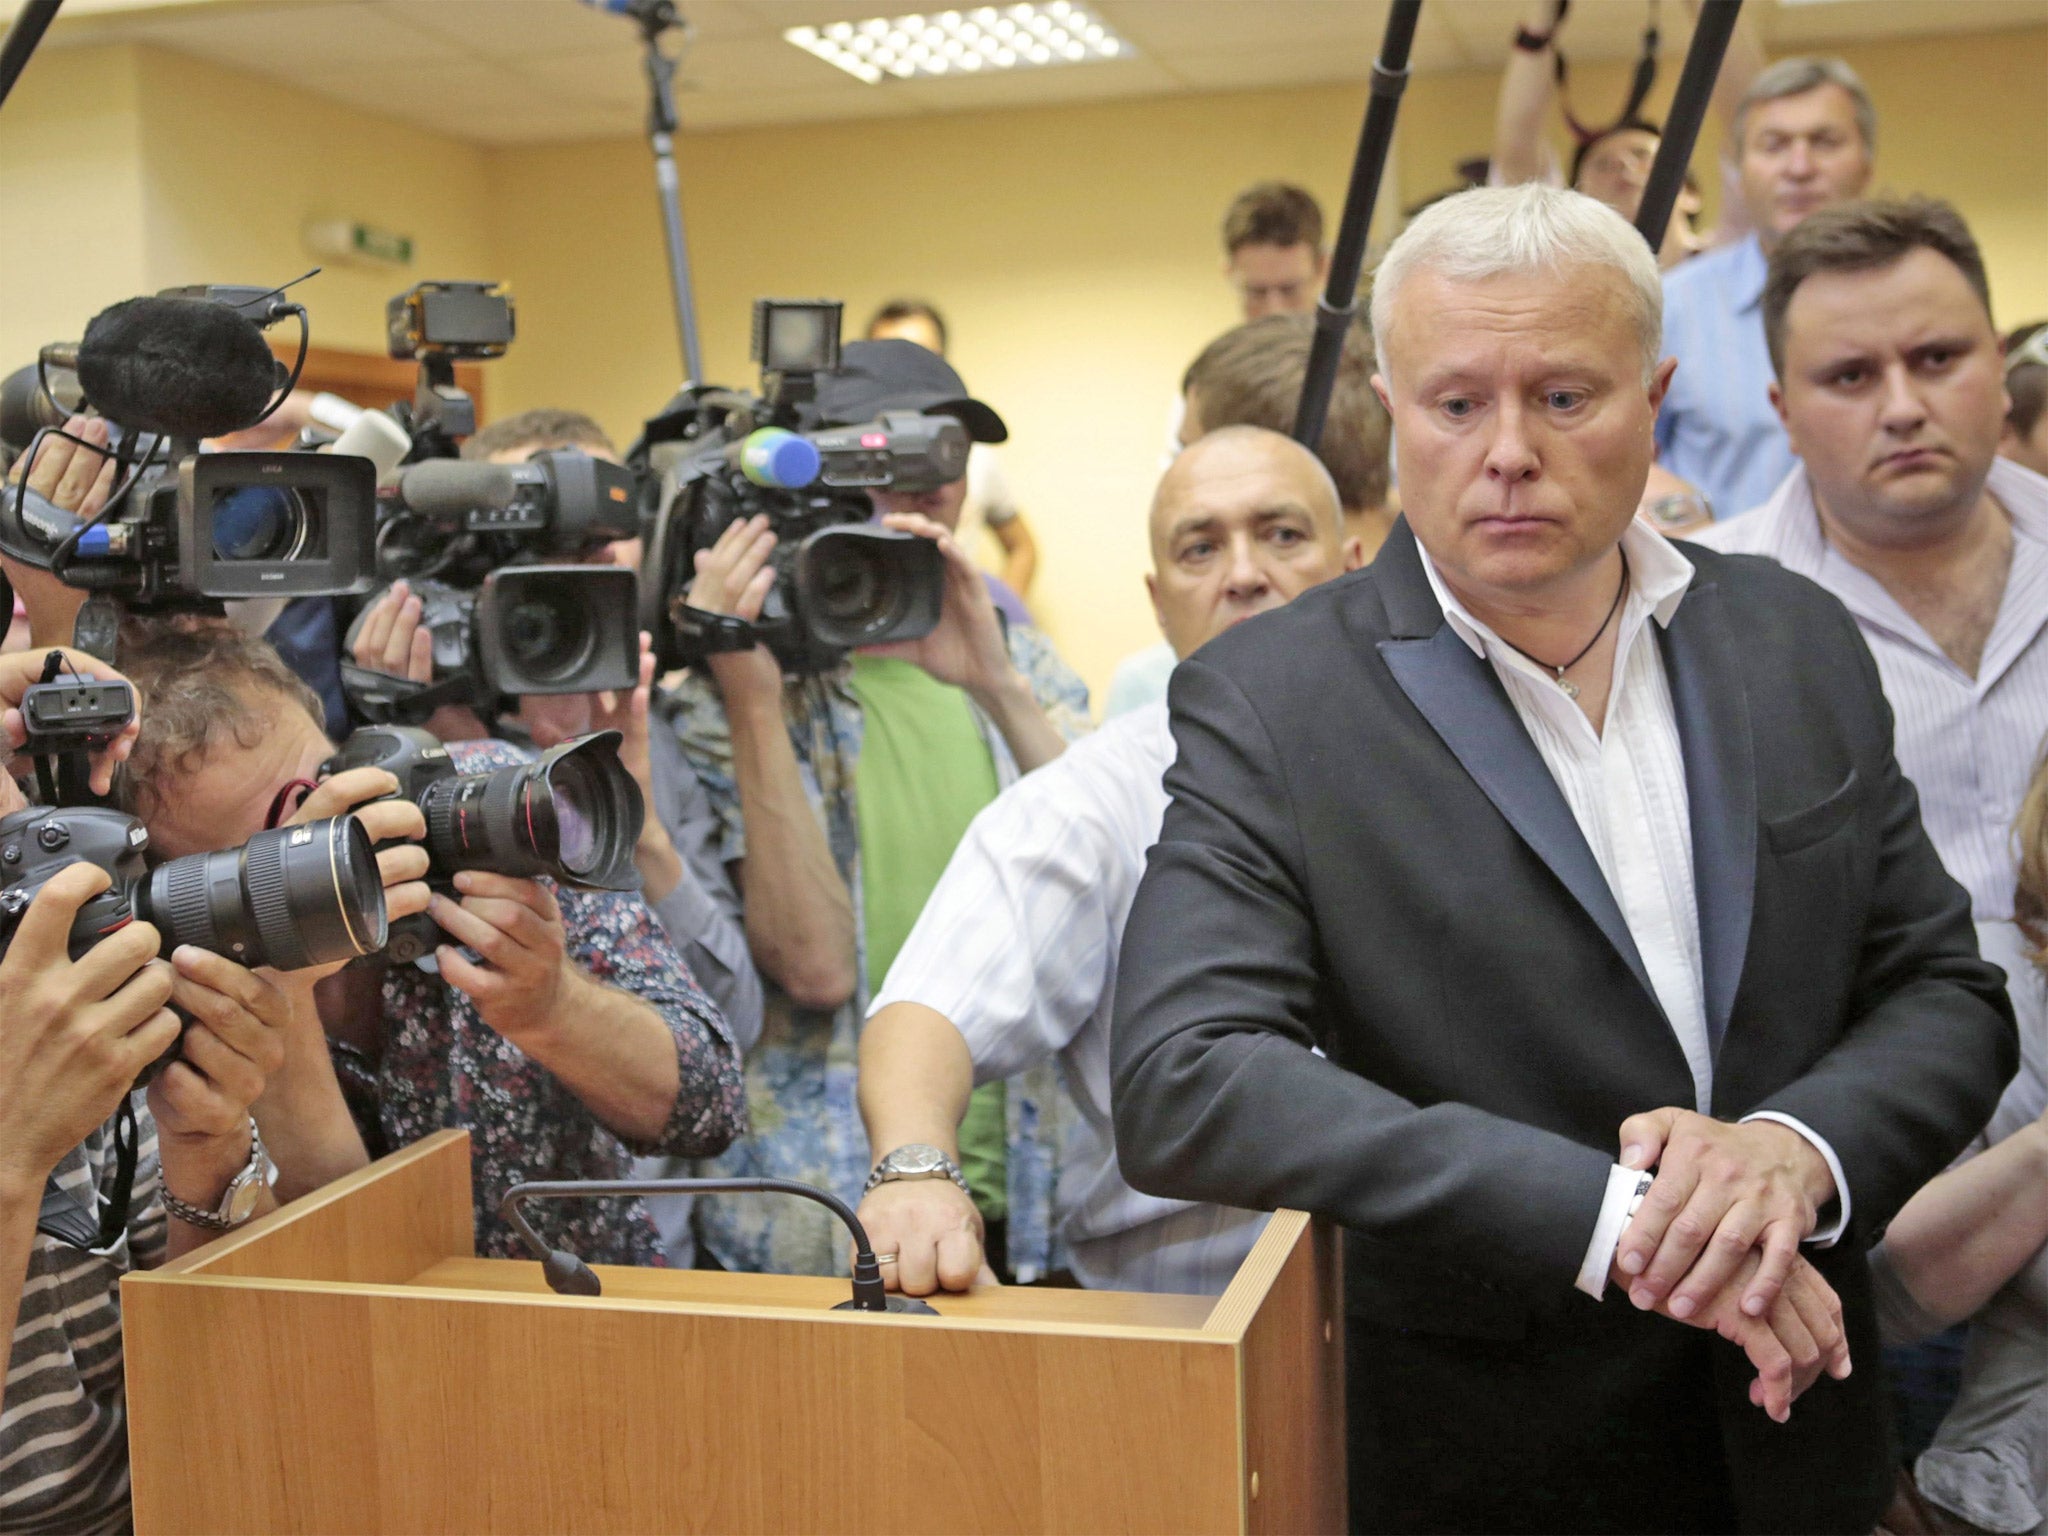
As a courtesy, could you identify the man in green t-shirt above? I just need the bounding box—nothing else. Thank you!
[663,343,1089,1279]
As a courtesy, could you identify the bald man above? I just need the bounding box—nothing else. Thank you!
[855,426,1363,1295]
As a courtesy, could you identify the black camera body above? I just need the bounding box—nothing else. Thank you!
[0,806,153,960]
[634,299,954,676]
[322,726,642,965]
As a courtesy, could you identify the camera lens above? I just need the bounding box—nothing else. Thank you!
[501,586,595,688]
[810,545,884,631]
[141,815,387,970]
[417,732,642,891]
[795,525,944,650]
[211,485,312,562]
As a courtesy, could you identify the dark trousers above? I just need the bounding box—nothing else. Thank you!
[1344,1312,1739,1535]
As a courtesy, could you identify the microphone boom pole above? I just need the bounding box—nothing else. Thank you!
[1293,0,1422,455]
[611,0,706,385]
[1632,0,1742,255]
[0,0,63,115]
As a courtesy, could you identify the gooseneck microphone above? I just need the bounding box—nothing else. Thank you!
[66,295,285,440]
[501,1177,941,1314]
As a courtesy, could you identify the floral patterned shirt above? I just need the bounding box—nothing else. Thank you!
[333,739,747,1266]
[662,626,1091,1279]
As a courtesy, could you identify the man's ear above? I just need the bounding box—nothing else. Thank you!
[1144,571,1166,638]
[1647,356,1679,416]
[1370,373,1393,416]
[1341,536,1366,571]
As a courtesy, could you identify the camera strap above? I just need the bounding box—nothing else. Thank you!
[36,1096,140,1253]
[672,604,762,655]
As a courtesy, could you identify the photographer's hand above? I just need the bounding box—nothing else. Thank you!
[430,870,684,1144]
[864,511,1066,773]
[277,768,432,988]
[351,581,489,744]
[590,633,684,902]
[0,646,141,795]
[2,415,118,648]
[148,948,294,1252]
[687,515,782,702]
[0,864,179,1200]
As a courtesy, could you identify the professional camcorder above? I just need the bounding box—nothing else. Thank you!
[634,298,966,676]
[0,284,378,628]
[320,724,642,964]
[347,281,637,719]
[0,656,389,1078]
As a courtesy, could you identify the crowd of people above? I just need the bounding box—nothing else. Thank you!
[3,20,2046,1536]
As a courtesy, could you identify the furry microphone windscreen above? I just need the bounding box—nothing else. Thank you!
[75,296,282,441]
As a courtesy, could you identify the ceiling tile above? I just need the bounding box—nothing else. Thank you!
[121,0,469,69]
[1102,0,1388,55]
[892,53,1182,112]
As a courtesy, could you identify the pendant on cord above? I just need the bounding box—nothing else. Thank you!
[1555,673,1581,700]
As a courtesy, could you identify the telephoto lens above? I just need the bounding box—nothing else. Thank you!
[325,726,644,894]
[143,816,389,970]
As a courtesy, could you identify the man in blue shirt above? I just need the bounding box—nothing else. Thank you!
[1657,57,1876,520]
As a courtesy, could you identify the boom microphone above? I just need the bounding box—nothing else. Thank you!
[73,295,283,441]
[394,459,515,520]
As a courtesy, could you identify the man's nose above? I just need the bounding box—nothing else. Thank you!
[1221,537,1272,598]
[1483,402,1540,484]
[1784,140,1817,179]
[1877,362,1930,433]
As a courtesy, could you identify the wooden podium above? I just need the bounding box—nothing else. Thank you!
[123,1131,1344,1534]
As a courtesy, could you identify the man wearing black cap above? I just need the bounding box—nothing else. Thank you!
[811,338,1032,627]
[658,339,1092,1281]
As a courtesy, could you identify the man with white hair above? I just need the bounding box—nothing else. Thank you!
[1111,184,2014,1532]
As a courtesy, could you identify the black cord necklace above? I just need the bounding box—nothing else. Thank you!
[1494,550,1630,701]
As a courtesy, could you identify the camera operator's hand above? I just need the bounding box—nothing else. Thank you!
[149,948,290,1140]
[686,514,782,702]
[865,512,1067,773]
[0,863,179,1198]
[0,646,141,796]
[279,768,432,985]
[589,632,684,901]
[428,872,574,1042]
[350,581,490,744]
[2,415,118,649]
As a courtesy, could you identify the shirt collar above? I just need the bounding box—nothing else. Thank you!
[1733,233,1768,314]
[1419,517,1695,661]
[1747,455,2048,577]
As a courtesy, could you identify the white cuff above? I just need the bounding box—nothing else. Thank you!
[1741,1111,1850,1248]
[1575,1163,1650,1299]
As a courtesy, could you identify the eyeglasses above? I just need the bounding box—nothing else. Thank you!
[2007,328,2048,378]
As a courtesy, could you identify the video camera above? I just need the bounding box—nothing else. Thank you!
[634,298,957,676]
[0,283,378,628]
[348,281,638,721]
[0,654,389,1080]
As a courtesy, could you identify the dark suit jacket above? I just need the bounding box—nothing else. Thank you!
[1111,520,2017,1534]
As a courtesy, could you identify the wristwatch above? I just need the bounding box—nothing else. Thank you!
[863,1143,971,1198]
[160,1119,275,1233]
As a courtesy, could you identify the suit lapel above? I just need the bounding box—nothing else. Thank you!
[1655,578,1757,1060]
[1366,523,1660,1007]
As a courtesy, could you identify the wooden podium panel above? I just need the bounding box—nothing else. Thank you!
[124,1132,1344,1535]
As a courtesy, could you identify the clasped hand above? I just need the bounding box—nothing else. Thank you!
[1611,1108,1850,1422]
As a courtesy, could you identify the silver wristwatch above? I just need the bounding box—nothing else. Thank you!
[160,1119,275,1233]
[863,1142,970,1198]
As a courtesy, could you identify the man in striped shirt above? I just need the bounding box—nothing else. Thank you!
[1695,198,2048,1531]
[0,646,353,1534]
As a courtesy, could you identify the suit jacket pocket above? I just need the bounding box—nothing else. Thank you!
[1764,768,1861,856]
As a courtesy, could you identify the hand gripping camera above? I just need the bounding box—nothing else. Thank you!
[0,657,389,1079]
[320,725,642,965]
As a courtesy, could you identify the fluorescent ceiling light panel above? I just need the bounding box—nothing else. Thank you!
[787,2,1129,84]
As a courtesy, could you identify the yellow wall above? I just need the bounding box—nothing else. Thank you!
[5,25,2045,700]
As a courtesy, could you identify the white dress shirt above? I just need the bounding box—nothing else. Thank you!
[868,703,1268,1295]
[1418,518,1847,1299]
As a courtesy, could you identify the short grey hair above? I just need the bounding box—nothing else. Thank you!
[1735,57,1878,154]
[1369,183,1664,386]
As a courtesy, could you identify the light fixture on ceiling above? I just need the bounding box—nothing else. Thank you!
[787,2,1129,85]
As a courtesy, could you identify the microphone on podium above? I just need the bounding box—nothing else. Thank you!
[501,1176,940,1314]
